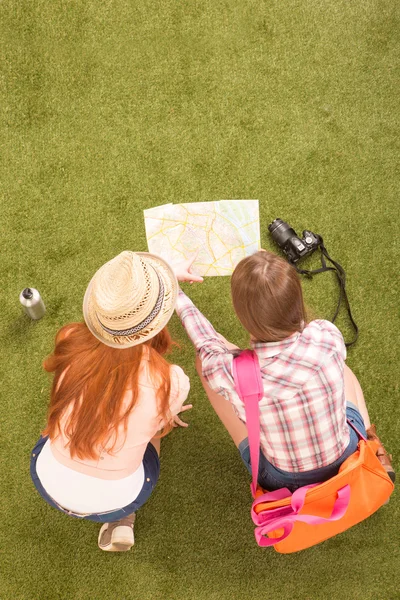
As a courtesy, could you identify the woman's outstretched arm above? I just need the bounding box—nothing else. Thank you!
[175,289,238,397]
[172,255,238,397]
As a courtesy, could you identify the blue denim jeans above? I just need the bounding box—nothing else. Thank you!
[239,402,367,492]
[30,436,160,523]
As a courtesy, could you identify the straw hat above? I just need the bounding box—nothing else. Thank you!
[83,251,178,348]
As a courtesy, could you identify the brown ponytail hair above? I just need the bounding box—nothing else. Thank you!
[231,251,307,342]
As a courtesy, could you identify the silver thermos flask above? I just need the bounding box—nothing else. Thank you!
[19,287,46,320]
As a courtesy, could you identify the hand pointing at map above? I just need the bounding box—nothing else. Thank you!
[172,253,204,284]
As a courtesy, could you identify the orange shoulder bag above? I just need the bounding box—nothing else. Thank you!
[233,350,394,553]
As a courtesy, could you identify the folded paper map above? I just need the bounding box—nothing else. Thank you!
[144,200,260,276]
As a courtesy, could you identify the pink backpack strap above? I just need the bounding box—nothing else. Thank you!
[254,484,351,546]
[232,350,264,497]
[347,418,367,441]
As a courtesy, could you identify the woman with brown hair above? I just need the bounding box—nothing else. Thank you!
[176,250,395,492]
[30,251,202,552]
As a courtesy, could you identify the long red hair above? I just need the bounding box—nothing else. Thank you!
[43,323,174,460]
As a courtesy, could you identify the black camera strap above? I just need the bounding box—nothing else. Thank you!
[291,237,359,347]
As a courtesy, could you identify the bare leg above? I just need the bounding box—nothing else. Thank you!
[150,434,161,456]
[196,355,247,447]
[343,364,371,429]
[344,366,395,482]
[99,431,161,552]
[216,333,240,351]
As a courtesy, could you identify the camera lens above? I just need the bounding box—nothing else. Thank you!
[268,218,284,234]
[268,219,298,248]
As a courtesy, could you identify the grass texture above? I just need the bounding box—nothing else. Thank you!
[1,1,399,599]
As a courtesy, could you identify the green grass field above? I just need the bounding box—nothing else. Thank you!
[1,1,399,598]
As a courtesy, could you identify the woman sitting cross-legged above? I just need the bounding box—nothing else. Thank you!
[176,250,395,493]
[30,251,198,552]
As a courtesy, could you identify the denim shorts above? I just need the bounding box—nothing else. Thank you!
[239,402,367,493]
[30,436,160,523]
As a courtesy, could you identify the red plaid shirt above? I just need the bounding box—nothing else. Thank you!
[176,290,350,472]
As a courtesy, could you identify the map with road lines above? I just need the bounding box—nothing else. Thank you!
[144,200,260,276]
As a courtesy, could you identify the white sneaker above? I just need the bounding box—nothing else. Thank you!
[98,513,135,552]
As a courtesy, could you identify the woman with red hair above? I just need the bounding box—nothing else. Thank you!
[30,251,202,552]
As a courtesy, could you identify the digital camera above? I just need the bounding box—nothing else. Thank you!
[268,219,320,263]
